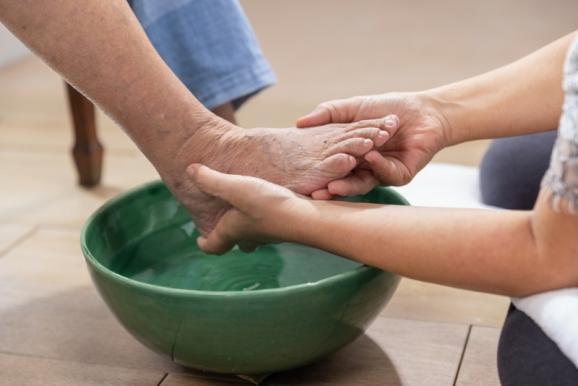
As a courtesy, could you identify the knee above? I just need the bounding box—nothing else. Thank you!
[498,305,578,386]
[479,131,557,209]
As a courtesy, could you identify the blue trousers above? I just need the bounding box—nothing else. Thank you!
[128,0,275,110]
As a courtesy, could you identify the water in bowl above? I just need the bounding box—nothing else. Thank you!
[108,222,360,292]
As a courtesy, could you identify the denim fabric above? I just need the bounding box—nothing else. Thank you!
[129,0,276,110]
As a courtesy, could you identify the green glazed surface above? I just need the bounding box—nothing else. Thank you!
[81,181,408,375]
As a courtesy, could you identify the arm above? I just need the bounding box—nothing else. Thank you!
[432,31,575,144]
[292,192,578,297]
[0,0,217,172]
[188,165,578,298]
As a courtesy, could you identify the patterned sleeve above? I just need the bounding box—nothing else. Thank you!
[541,35,578,214]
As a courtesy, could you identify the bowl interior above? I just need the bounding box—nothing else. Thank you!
[83,182,408,292]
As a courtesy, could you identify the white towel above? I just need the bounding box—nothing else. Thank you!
[513,289,578,368]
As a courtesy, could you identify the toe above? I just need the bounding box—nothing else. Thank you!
[324,137,374,157]
[343,115,400,146]
[339,127,390,148]
[345,115,399,133]
[318,153,357,177]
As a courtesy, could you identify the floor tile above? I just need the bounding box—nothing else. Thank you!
[0,223,33,255]
[384,279,509,328]
[264,318,468,386]
[0,229,92,298]
[455,327,501,386]
[0,229,179,371]
[162,373,249,386]
[0,285,179,371]
[0,352,165,386]
[164,318,470,386]
[0,150,157,228]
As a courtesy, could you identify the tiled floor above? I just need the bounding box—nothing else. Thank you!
[2,0,577,384]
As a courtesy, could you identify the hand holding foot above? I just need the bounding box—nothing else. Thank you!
[297,93,451,195]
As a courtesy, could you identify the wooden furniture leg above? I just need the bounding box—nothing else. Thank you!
[65,83,103,187]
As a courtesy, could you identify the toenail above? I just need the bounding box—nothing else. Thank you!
[384,118,396,128]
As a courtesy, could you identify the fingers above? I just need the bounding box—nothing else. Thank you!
[186,164,256,208]
[198,233,259,255]
[296,98,361,128]
[345,115,400,146]
[364,150,411,186]
[197,232,235,255]
[196,210,253,255]
[238,241,259,253]
[327,170,379,196]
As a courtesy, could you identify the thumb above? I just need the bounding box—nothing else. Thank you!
[296,104,332,128]
[186,164,253,208]
[296,98,360,128]
[363,151,412,186]
[197,231,235,255]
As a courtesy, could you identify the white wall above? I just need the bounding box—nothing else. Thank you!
[0,24,30,68]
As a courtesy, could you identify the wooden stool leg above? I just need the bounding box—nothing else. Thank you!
[66,83,103,187]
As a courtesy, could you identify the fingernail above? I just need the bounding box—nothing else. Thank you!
[384,118,396,128]
[378,131,389,138]
[364,139,373,146]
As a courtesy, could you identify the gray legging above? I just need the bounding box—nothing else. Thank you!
[479,131,578,385]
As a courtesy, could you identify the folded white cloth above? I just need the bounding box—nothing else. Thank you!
[394,163,492,209]
[398,163,578,369]
[513,290,578,368]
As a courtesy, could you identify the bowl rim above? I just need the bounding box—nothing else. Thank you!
[81,180,406,298]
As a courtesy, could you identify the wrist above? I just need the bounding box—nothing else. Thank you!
[270,198,320,242]
[418,89,463,146]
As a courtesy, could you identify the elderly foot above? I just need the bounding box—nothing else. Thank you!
[166,119,391,234]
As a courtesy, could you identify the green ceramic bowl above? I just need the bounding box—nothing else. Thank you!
[81,181,408,375]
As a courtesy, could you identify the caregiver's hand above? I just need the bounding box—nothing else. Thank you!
[186,164,307,255]
[297,93,451,194]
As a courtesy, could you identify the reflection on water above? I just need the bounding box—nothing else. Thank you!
[109,221,360,291]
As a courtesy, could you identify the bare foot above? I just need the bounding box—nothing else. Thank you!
[167,120,391,234]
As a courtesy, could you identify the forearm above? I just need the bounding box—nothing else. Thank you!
[0,0,225,170]
[285,198,576,297]
[426,31,576,144]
